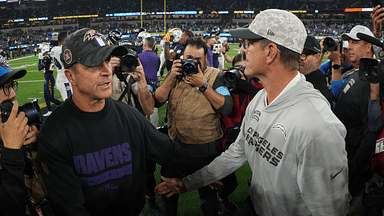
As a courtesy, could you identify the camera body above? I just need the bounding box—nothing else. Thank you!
[359,58,384,84]
[0,99,42,125]
[324,36,343,52]
[224,65,245,88]
[180,56,201,77]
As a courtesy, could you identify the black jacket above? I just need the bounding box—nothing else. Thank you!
[0,146,26,216]
[334,70,383,196]
[305,69,333,107]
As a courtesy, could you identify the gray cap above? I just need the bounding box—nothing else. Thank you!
[230,9,307,54]
[342,25,374,41]
[62,28,127,69]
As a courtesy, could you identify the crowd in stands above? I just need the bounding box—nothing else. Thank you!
[0,0,373,20]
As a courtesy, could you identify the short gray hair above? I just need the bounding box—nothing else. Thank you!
[259,39,300,71]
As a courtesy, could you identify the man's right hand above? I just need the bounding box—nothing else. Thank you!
[170,59,183,79]
[327,44,341,65]
[372,5,384,38]
[155,176,186,198]
[0,101,29,149]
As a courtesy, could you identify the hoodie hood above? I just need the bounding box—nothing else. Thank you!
[259,73,329,112]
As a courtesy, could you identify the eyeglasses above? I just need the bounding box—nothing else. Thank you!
[242,39,261,49]
[1,81,18,96]
[300,50,316,61]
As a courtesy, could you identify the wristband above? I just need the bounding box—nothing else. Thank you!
[198,80,208,93]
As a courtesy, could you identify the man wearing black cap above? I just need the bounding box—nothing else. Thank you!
[0,55,39,216]
[37,28,198,216]
[299,35,333,106]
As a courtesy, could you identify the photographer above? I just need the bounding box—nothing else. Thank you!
[299,35,332,106]
[0,58,39,216]
[110,41,156,116]
[333,23,384,214]
[154,37,233,216]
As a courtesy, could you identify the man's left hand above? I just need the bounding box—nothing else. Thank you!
[130,59,146,84]
[183,64,206,87]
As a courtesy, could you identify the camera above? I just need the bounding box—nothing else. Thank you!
[114,41,139,80]
[118,49,139,73]
[180,56,201,77]
[0,99,42,125]
[359,58,384,83]
[323,36,343,52]
[224,65,245,88]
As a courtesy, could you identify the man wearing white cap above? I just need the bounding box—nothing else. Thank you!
[334,24,381,197]
[155,9,350,216]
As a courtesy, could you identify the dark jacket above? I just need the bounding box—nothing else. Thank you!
[0,146,27,216]
[305,69,333,107]
[334,70,383,196]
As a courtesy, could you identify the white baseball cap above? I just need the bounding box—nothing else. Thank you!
[229,9,307,54]
[342,25,374,41]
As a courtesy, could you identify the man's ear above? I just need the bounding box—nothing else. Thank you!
[266,43,279,65]
[65,69,76,86]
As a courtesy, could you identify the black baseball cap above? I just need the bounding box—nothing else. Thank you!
[303,36,321,54]
[0,56,26,86]
[62,28,128,69]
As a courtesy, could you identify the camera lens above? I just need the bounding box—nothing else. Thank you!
[120,54,138,72]
[226,73,237,83]
[19,100,42,125]
[323,37,340,52]
[183,63,196,76]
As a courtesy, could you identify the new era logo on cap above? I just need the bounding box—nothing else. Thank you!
[267,29,275,36]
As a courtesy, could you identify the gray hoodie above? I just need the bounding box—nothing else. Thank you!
[183,73,351,216]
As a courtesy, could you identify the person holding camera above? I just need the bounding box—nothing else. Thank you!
[37,28,200,216]
[155,9,350,216]
[216,53,262,215]
[0,57,39,216]
[154,37,233,216]
[299,35,333,106]
[334,24,382,199]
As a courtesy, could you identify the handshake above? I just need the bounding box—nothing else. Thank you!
[154,176,224,197]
